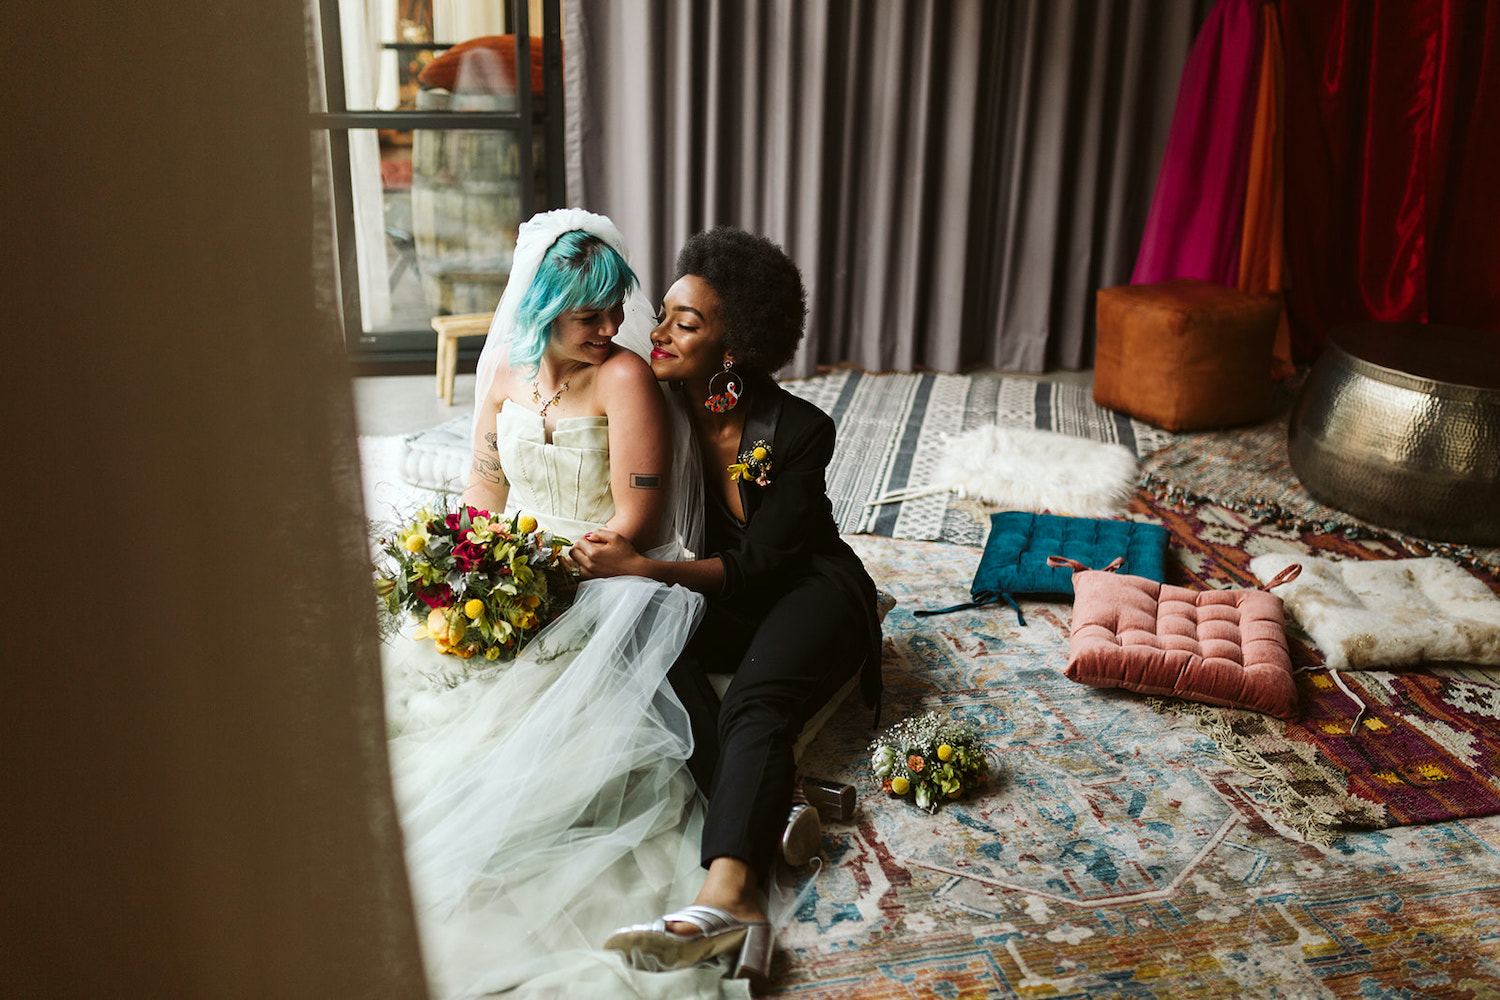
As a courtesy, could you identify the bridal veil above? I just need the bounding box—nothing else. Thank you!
[472,208,704,561]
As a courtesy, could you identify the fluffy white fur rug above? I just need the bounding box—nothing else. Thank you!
[1251,553,1500,671]
[876,424,1138,519]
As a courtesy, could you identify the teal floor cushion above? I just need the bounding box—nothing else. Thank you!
[916,511,1169,625]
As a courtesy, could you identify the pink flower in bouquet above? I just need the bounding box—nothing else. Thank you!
[452,540,487,571]
[445,506,490,531]
[415,581,454,608]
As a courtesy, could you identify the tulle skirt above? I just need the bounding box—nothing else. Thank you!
[383,575,747,1000]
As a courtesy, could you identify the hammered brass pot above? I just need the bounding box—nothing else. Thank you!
[1287,323,1500,545]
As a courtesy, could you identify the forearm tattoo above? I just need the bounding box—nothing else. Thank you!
[475,431,507,486]
[630,474,662,490]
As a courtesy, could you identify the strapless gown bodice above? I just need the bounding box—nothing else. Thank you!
[495,401,613,541]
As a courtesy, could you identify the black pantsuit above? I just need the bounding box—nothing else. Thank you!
[670,376,882,874]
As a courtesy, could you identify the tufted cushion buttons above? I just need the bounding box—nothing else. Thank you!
[401,415,471,493]
[917,512,1168,624]
[1060,565,1302,720]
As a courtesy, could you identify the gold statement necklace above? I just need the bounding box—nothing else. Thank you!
[532,378,570,417]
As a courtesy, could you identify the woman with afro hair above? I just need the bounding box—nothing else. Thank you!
[575,226,882,991]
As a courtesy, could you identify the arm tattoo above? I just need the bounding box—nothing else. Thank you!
[474,431,507,486]
[629,473,662,490]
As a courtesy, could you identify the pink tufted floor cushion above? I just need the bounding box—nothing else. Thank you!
[1050,557,1304,720]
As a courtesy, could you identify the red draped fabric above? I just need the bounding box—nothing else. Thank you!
[1279,0,1500,359]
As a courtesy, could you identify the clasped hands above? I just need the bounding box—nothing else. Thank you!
[571,527,644,580]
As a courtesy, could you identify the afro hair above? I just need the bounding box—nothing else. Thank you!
[673,226,807,374]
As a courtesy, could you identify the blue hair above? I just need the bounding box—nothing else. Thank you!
[509,231,639,372]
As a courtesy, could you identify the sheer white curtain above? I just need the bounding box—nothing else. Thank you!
[433,1,506,41]
[338,0,394,328]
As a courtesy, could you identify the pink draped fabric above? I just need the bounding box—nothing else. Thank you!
[1132,0,1265,287]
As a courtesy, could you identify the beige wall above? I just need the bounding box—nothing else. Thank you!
[4,3,427,996]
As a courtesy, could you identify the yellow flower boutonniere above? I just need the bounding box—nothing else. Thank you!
[728,440,773,486]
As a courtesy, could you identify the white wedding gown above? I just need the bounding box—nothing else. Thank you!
[381,404,747,1000]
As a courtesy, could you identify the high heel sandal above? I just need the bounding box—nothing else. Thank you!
[800,775,857,822]
[781,801,822,867]
[733,919,774,993]
[603,904,771,977]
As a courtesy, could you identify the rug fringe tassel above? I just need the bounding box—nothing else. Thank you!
[1147,698,1351,847]
[866,483,952,507]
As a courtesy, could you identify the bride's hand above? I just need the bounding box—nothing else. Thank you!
[572,528,642,579]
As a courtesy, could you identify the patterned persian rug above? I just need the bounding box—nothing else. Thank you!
[1130,489,1500,845]
[773,534,1500,999]
[1139,380,1500,574]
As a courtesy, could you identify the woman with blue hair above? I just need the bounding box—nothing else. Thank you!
[466,224,677,546]
[386,210,719,999]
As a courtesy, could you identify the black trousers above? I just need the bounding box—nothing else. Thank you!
[668,574,867,874]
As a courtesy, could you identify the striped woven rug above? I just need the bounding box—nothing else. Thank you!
[784,370,1175,545]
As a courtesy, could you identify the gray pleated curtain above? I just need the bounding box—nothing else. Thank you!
[566,0,1213,376]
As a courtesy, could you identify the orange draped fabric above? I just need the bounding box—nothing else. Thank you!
[1236,2,1294,378]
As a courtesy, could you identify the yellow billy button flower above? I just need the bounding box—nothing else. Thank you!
[752,446,769,462]
[937,744,954,762]
[464,598,485,619]
[403,534,426,553]
[517,514,538,534]
[890,776,911,795]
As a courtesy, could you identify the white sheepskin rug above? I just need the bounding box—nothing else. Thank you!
[876,425,1138,518]
[1251,554,1500,671]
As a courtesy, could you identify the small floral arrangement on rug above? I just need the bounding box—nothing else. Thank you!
[871,711,990,813]
[374,505,576,676]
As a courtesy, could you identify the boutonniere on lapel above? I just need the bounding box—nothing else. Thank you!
[727,440,773,487]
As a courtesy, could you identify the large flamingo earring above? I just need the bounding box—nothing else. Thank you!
[704,359,743,413]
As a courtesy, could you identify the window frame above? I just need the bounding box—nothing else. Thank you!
[311,0,565,368]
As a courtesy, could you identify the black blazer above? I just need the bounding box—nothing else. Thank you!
[706,374,883,713]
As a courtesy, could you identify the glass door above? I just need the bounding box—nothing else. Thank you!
[310,0,563,365]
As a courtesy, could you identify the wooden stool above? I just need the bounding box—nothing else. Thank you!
[430,312,493,406]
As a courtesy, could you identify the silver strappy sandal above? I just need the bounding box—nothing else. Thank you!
[603,904,773,989]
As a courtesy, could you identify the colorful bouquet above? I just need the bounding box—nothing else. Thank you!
[374,505,576,668]
[870,711,990,813]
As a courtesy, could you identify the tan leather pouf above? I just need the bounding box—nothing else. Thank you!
[1093,279,1282,432]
